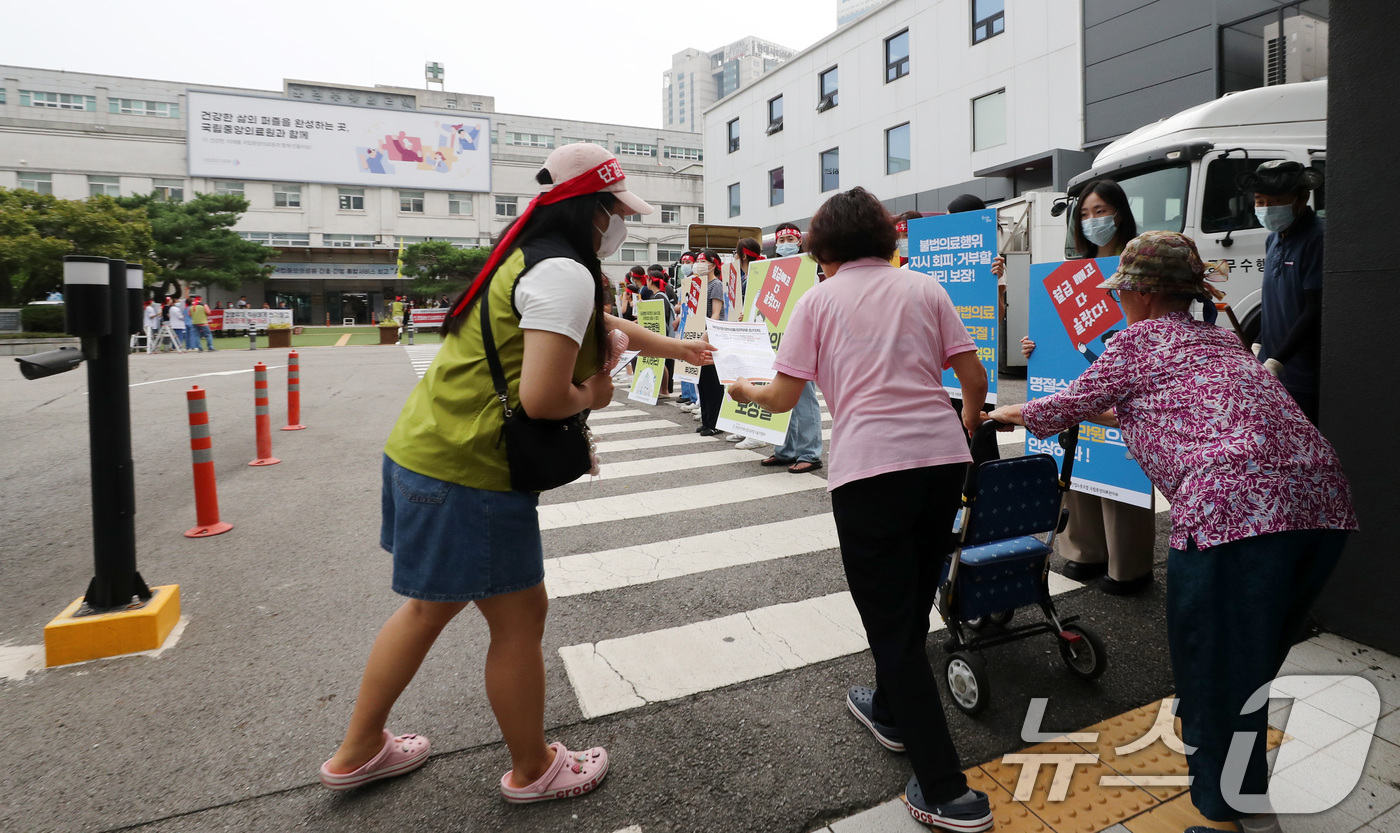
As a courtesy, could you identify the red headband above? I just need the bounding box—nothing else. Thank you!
[680,254,695,263]
[895,221,908,234]
[740,247,763,261]
[776,226,801,239]
[695,253,717,264]
[451,159,626,317]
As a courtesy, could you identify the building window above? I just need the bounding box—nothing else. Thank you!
[0,90,6,105]
[624,213,642,223]
[727,119,740,153]
[18,172,52,194]
[766,95,784,135]
[240,231,311,247]
[472,101,483,112]
[214,181,244,196]
[448,193,473,216]
[698,206,706,223]
[274,183,302,208]
[495,195,518,218]
[20,90,95,111]
[563,137,605,147]
[507,132,554,149]
[972,90,1007,151]
[973,0,1005,44]
[818,67,839,112]
[657,245,684,263]
[886,30,911,82]
[661,205,681,224]
[769,168,785,206]
[620,246,648,262]
[338,187,365,211]
[88,175,120,198]
[323,234,377,248]
[820,148,840,192]
[886,123,912,174]
[615,142,657,158]
[154,178,185,203]
[728,183,741,218]
[664,146,703,161]
[399,190,425,213]
[108,98,180,118]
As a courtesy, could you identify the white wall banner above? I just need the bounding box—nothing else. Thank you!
[223,309,294,330]
[268,263,402,279]
[187,90,492,193]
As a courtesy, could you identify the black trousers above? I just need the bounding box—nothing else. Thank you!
[831,464,970,804]
[698,364,722,430]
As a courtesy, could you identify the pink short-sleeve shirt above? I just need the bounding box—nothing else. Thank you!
[773,257,977,490]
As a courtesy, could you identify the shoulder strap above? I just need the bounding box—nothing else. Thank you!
[478,286,513,418]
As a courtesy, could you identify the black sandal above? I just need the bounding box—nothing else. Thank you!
[788,460,823,474]
[760,456,795,467]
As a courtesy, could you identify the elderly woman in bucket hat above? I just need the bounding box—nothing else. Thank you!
[988,231,1356,833]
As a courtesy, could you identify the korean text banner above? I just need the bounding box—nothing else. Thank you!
[715,255,820,444]
[187,91,491,193]
[628,299,666,406]
[906,209,999,405]
[1025,257,1152,508]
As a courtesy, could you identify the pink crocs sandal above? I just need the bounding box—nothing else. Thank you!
[318,730,430,791]
[499,741,609,804]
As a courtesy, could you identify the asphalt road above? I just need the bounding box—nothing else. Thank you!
[0,345,1178,833]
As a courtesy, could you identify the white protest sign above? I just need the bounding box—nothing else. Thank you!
[705,320,777,384]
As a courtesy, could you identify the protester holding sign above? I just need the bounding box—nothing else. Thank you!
[729,188,992,833]
[989,231,1355,833]
[694,249,728,437]
[728,238,770,449]
[1000,179,1156,594]
[321,144,712,805]
[758,223,824,472]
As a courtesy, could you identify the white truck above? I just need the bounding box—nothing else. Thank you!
[998,79,1327,370]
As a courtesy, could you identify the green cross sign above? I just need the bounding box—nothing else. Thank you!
[425,62,444,81]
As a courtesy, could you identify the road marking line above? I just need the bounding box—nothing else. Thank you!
[128,365,286,388]
[334,334,352,347]
[586,408,649,422]
[592,433,725,454]
[538,474,826,531]
[572,448,761,484]
[588,419,682,436]
[546,514,839,597]
[560,573,1081,718]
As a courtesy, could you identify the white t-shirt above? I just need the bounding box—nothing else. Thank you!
[143,306,160,329]
[515,258,596,346]
[168,304,186,329]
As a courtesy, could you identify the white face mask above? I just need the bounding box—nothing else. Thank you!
[693,261,712,278]
[680,263,694,277]
[897,237,909,258]
[775,242,800,257]
[594,212,626,258]
[1256,203,1295,233]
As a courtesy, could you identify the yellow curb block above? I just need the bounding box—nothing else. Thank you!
[44,585,181,667]
[333,334,352,347]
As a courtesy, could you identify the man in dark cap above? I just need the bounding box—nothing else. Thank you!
[1238,160,1326,423]
[945,194,986,214]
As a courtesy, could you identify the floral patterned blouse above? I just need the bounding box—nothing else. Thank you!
[1021,311,1356,550]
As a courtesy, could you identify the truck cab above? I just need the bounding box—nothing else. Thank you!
[1064,79,1326,345]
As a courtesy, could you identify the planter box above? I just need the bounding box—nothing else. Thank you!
[267,329,292,349]
[379,325,400,345]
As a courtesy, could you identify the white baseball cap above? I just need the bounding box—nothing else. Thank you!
[541,143,654,215]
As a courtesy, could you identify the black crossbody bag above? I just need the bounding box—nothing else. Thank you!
[479,285,594,492]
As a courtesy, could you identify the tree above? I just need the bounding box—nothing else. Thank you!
[0,189,156,306]
[116,192,274,292]
[398,241,491,299]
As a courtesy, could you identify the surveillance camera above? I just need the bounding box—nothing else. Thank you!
[16,347,84,380]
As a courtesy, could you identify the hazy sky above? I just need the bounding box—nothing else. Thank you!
[8,0,841,129]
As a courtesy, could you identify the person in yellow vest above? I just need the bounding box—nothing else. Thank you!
[188,296,213,352]
[320,144,714,804]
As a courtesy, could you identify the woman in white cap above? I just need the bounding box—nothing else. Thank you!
[320,144,713,804]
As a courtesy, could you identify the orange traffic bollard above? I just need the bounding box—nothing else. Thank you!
[185,385,233,538]
[282,350,306,431]
[249,362,281,467]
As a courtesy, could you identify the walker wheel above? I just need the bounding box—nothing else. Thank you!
[1058,624,1108,680]
[945,651,991,715]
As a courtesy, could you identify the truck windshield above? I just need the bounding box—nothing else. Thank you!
[1116,163,1190,233]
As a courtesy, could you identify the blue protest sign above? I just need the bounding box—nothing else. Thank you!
[1026,257,1153,507]
[907,209,999,404]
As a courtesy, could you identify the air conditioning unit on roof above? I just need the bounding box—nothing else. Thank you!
[1264,15,1329,86]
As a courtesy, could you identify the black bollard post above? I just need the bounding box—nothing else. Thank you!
[78,258,151,611]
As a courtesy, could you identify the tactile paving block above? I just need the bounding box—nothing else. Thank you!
[1072,699,1192,801]
[980,742,1159,833]
[1122,793,1240,833]
[964,763,1053,833]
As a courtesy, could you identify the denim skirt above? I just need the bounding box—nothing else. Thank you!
[380,455,545,602]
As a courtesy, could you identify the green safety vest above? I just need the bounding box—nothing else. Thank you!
[384,243,600,491]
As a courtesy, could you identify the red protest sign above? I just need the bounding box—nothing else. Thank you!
[1042,260,1122,346]
[755,257,800,322]
[409,308,447,328]
[209,309,224,331]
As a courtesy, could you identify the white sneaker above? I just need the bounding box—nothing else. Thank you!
[725,433,742,442]
[735,437,767,450]
[693,412,702,420]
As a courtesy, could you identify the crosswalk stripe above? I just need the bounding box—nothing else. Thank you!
[546,514,839,597]
[586,408,649,422]
[560,571,1082,719]
[593,433,726,454]
[571,448,762,484]
[538,474,826,531]
[587,419,680,436]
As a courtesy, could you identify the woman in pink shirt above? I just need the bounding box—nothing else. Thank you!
[989,231,1355,833]
[729,187,992,832]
